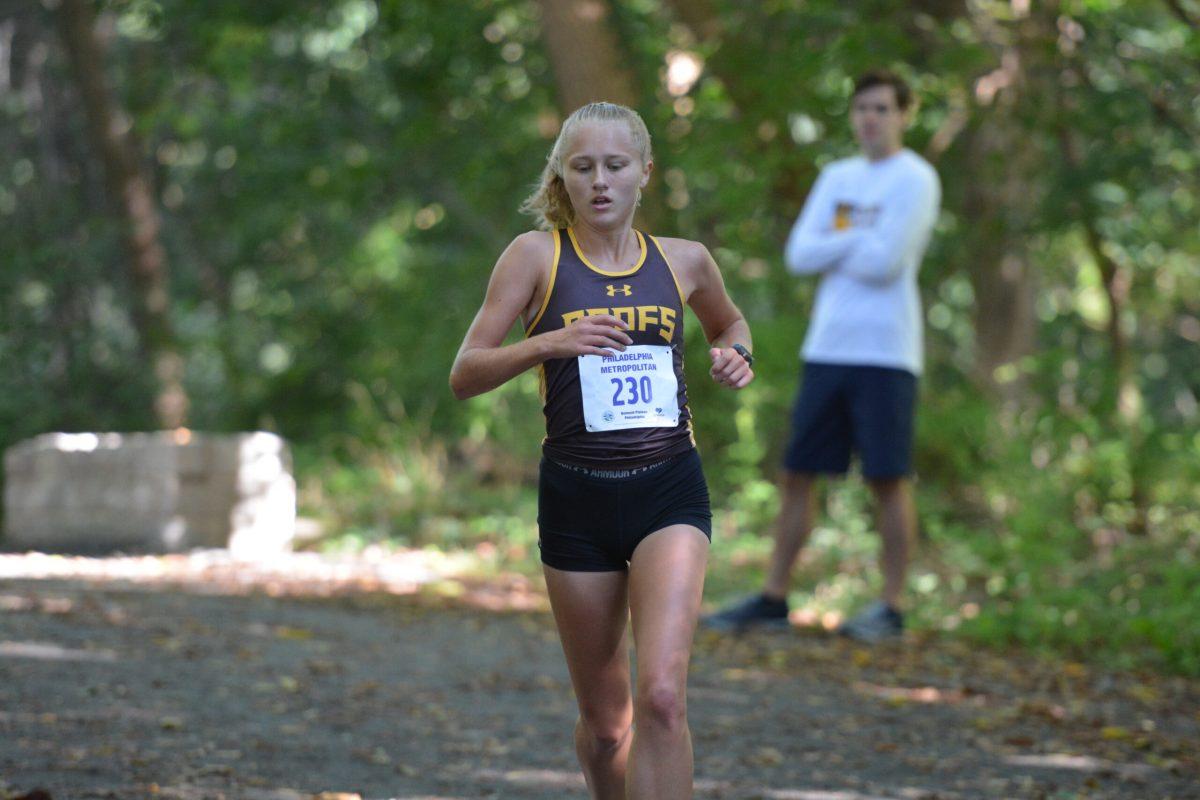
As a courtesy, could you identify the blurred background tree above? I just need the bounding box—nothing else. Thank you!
[1,0,1197,672]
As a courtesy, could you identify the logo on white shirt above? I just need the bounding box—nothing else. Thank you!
[833,201,881,231]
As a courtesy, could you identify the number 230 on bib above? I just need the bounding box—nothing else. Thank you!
[578,345,680,433]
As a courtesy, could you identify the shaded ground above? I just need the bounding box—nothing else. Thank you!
[0,551,1197,800]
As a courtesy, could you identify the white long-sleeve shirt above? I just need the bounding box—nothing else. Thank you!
[784,149,940,375]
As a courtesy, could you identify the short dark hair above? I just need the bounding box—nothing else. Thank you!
[852,70,912,111]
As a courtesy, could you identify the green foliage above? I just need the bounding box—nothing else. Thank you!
[2,0,1198,674]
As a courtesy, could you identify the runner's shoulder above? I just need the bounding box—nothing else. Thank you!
[508,229,557,260]
[498,230,558,280]
[651,236,711,272]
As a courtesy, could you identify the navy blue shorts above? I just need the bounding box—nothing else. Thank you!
[538,448,712,572]
[782,362,917,480]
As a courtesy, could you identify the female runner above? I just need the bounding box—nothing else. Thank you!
[450,102,753,799]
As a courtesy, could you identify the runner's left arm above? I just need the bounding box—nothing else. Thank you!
[669,240,754,390]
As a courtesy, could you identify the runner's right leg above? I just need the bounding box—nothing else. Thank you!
[544,565,633,800]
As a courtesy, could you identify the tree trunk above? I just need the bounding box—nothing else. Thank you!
[534,0,637,111]
[56,0,188,428]
[956,3,1066,396]
[1059,125,1149,534]
[534,0,663,227]
[961,120,1039,392]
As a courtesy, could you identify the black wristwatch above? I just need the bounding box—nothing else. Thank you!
[731,343,754,367]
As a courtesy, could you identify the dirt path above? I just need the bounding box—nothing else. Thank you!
[1,565,1197,800]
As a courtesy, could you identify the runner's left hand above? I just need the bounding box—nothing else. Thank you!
[709,347,754,389]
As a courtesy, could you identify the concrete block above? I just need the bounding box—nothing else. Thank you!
[3,431,295,556]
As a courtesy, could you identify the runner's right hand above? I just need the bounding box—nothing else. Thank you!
[542,314,632,359]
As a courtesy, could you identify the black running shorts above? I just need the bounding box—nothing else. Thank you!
[783,361,918,479]
[537,448,712,572]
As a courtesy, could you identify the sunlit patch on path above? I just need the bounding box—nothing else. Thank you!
[0,640,117,662]
[0,548,545,611]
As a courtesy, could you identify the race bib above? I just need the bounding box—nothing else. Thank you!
[578,345,680,432]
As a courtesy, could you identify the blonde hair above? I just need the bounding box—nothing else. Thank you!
[520,102,652,231]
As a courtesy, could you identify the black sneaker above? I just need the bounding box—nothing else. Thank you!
[836,601,904,642]
[701,594,790,632]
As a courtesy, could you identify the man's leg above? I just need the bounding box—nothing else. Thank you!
[867,476,916,610]
[763,471,819,600]
[839,365,918,641]
[703,363,850,631]
[700,471,819,630]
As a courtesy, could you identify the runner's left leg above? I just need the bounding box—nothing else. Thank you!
[625,524,709,800]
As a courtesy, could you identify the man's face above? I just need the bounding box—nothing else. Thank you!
[850,84,908,159]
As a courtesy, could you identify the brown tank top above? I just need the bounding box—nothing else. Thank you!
[525,228,695,468]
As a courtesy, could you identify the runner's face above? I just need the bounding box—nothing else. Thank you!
[850,84,908,159]
[561,121,651,229]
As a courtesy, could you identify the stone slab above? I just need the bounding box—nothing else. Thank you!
[3,431,296,556]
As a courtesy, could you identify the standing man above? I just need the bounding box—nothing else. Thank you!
[705,70,941,642]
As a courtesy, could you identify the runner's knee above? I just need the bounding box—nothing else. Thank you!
[635,680,687,733]
[577,705,631,751]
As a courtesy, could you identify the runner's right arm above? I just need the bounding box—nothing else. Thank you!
[450,233,631,400]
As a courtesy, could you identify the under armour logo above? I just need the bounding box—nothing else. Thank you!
[606,284,632,297]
